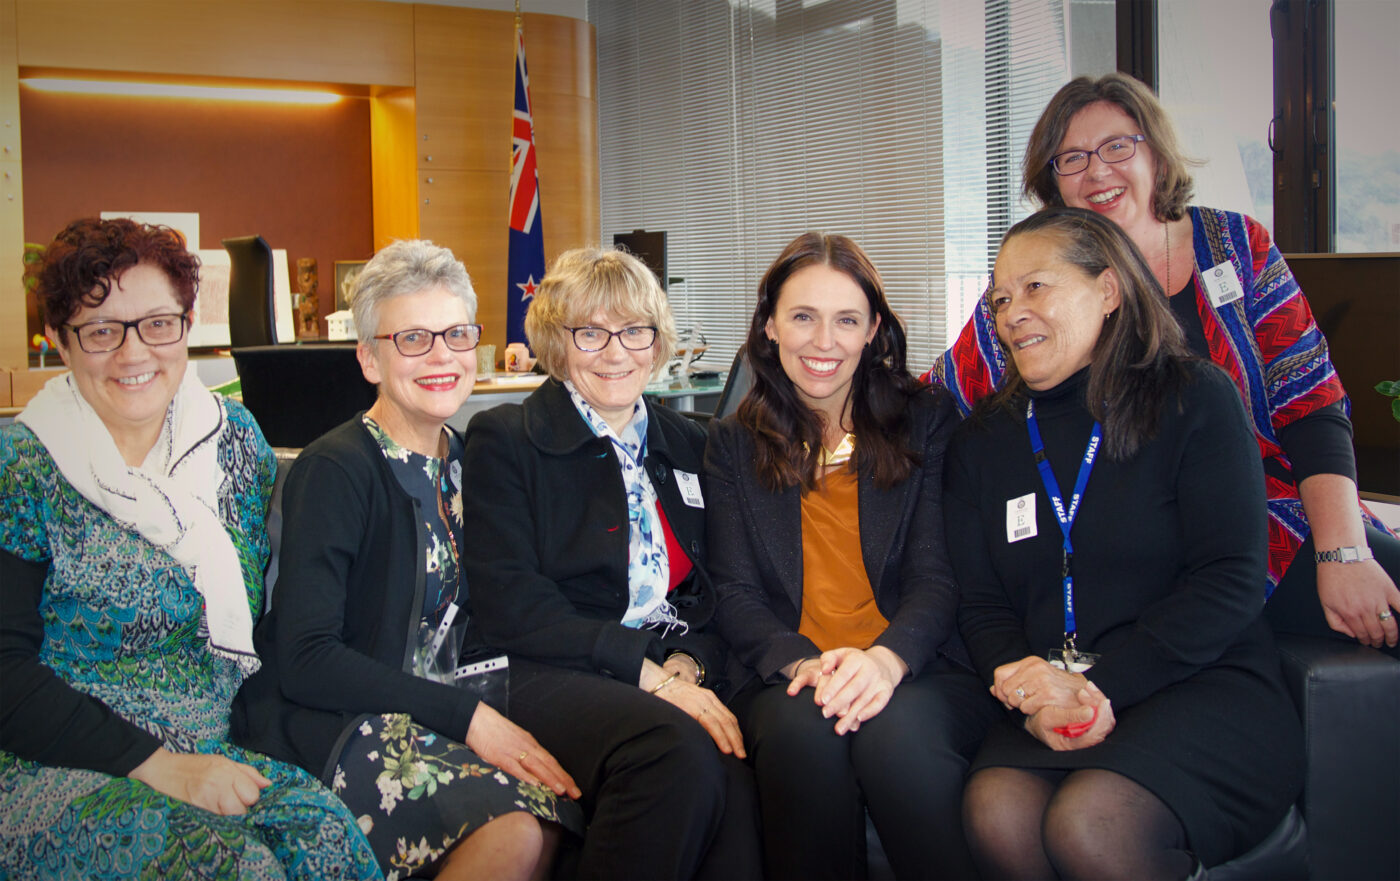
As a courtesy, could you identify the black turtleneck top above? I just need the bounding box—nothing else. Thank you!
[944,361,1282,710]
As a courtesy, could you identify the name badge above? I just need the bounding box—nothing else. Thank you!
[1203,260,1244,308]
[675,470,705,508]
[1006,492,1037,543]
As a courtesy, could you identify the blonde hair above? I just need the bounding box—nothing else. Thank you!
[525,246,677,380]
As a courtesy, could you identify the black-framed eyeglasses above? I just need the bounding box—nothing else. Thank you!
[65,313,188,354]
[1049,134,1146,176]
[373,324,483,357]
[564,325,658,352]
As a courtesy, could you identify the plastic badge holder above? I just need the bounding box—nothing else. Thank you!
[454,655,510,716]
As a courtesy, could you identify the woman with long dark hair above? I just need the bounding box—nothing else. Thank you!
[946,207,1302,878]
[705,232,1000,880]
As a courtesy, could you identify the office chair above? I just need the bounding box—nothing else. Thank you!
[223,235,278,348]
[231,344,378,448]
[711,344,753,421]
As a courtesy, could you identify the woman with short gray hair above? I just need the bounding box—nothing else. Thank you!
[234,239,583,880]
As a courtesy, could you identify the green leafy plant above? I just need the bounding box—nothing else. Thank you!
[1377,381,1400,423]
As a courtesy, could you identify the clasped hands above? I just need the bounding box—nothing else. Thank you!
[784,645,908,735]
[991,655,1115,751]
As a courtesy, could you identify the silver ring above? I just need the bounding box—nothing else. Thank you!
[1380,610,1394,622]
[1014,687,1026,699]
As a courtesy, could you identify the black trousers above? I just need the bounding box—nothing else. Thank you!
[731,657,1003,881]
[1266,521,1400,658]
[508,657,762,880]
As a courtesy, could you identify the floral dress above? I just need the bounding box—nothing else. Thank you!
[0,401,382,881]
[328,418,582,881]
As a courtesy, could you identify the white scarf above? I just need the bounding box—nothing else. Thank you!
[18,370,260,674]
[564,381,687,636]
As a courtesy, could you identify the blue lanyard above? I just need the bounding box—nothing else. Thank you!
[1025,400,1102,648]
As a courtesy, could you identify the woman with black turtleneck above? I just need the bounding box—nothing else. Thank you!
[944,208,1302,880]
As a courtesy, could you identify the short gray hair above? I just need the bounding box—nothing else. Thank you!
[350,239,477,342]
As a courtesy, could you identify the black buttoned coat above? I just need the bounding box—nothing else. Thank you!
[461,379,732,694]
[702,387,970,692]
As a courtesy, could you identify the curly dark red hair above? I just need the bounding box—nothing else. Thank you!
[30,217,200,342]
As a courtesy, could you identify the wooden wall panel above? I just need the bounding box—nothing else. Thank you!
[15,1,415,87]
[414,5,513,172]
[417,168,510,345]
[412,7,597,354]
[19,90,375,338]
[371,87,419,250]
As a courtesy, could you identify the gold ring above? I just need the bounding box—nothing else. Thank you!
[518,752,528,762]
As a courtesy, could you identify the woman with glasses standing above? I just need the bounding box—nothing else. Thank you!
[232,239,582,881]
[2,218,381,879]
[460,247,761,879]
[929,72,1399,655]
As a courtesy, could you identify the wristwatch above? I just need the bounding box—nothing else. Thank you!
[1314,545,1375,564]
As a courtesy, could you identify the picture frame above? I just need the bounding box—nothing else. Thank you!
[334,260,369,312]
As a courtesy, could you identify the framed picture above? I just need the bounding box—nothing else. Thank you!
[334,260,369,312]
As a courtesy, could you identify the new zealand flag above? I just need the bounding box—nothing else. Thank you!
[507,24,544,345]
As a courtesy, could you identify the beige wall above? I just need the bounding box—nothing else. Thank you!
[2,0,598,373]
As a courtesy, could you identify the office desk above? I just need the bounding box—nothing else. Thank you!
[447,373,727,432]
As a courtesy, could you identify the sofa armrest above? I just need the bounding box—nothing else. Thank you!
[1275,634,1400,880]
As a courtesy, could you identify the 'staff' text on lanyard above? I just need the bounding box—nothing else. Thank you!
[1026,399,1102,661]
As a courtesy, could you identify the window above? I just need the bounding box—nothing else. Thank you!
[1333,0,1400,252]
[590,0,1086,370]
[1158,0,1275,235]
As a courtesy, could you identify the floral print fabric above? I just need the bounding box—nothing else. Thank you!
[0,401,382,881]
[333,714,584,881]
[363,415,464,622]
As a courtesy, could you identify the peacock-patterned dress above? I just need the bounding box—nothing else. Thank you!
[0,399,382,881]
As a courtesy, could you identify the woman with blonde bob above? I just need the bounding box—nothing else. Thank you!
[460,247,761,879]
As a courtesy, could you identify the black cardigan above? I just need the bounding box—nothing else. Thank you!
[460,379,731,694]
[231,416,481,782]
[703,387,969,690]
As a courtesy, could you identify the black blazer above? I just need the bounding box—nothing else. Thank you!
[461,379,732,694]
[703,387,969,690]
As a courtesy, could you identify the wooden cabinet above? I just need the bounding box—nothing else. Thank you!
[0,1,597,370]
[408,6,598,353]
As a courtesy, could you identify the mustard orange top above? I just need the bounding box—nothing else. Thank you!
[798,469,889,652]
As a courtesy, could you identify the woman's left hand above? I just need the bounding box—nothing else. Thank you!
[652,679,747,758]
[800,646,907,735]
[1317,559,1400,649]
[1024,681,1115,751]
[992,655,1089,715]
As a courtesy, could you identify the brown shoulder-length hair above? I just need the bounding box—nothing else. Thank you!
[737,232,925,492]
[31,217,199,344]
[977,207,1192,460]
[1023,73,1196,222]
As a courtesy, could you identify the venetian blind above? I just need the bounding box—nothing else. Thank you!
[590,0,1070,372]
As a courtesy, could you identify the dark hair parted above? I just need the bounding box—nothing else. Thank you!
[979,207,1193,460]
[737,232,926,492]
[1023,73,1196,222]
[31,217,199,343]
